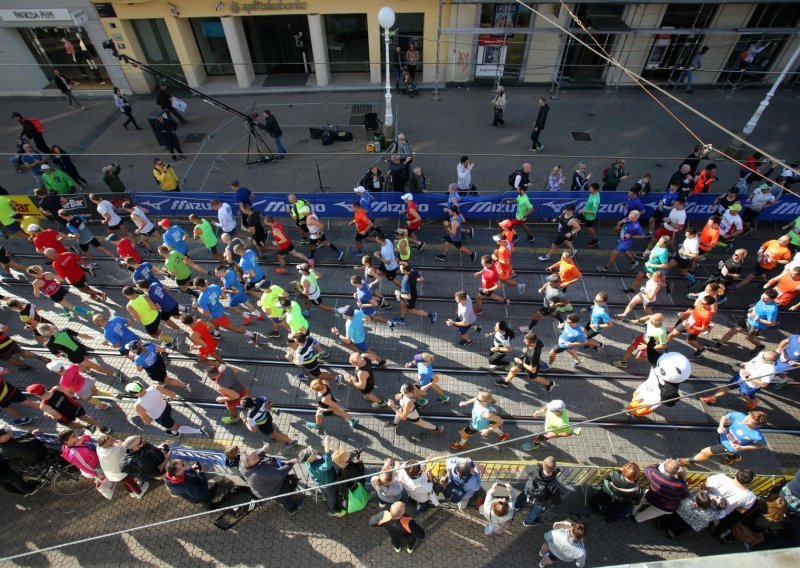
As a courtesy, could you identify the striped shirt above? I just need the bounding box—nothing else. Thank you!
[545,528,587,567]
[643,464,688,511]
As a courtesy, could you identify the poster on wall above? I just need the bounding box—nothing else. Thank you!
[491,3,518,38]
[475,36,508,77]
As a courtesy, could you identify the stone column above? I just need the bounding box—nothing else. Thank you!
[163,17,207,88]
[307,14,330,86]
[221,16,255,88]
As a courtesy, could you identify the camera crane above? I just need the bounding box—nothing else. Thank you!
[110,49,275,166]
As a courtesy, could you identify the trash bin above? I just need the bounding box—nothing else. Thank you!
[148,112,169,146]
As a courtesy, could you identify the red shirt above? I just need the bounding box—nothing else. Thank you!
[406,201,422,230]
[116,238,141,264]
[33,229,66,254]
[354,209,371,233]
[191,320,217,354]
[480,266,499,290]
[272,222,292,251]
[52,251,85,284]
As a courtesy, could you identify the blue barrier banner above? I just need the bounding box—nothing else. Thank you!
[132,191,800,222]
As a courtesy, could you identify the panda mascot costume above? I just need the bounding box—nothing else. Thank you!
[627,338,691,417]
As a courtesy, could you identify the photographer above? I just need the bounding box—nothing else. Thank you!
[165,458,223,510]
[239,447,304,514]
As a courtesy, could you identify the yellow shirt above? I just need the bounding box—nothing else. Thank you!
[153,165,179,191]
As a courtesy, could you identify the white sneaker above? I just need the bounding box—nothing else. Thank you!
[132,480,149,498]
[571,358,582,368]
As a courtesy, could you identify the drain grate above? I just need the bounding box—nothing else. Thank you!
[571,131,592,142]
[349,104,374,125]
[183,133,206,143]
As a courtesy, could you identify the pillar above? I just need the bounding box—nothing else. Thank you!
[163,17,207,88]
[308,14,330,86]
[221,16,255,88]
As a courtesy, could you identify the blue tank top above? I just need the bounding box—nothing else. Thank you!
[450,214,462,241]
[471,402,493,430]
[417,362,434,386]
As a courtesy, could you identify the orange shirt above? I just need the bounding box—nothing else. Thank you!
[698,225,720,252]
[550,258,582,285]
[354,209,371,233]
[758,240,791,270]
[498,219,516,242]
[687,303,714,332]
[774,273,800,306]
[494,244,513,279]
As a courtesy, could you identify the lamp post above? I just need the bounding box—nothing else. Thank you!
[378,6,395,142]
[724,43,800,159]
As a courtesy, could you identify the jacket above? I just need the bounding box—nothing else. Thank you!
[369,510,425,540]
[103,164,126,192]
[61,435,100,478]
[523,465,563,506]
[0,434,48,466]
[120,442,166,481]
[482,486,517,529]
[534,104,549,130]
[240,457,291,499]
[42,169,75,195]
[306,452,337,485]
[643,464,688,512]
[96,444,130,482]
[602,470,643,503]
[153,165,179,191]
[263,114,283,138]
[165,469,210,504]
[397,464,438,504]
[444,458,481,503]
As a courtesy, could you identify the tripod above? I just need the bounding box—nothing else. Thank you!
[315,160,330,192]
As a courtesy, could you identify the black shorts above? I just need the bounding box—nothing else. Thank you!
[524,367,540,380]
[445,236,463,249]
[310,234,326,246]
[578,214,595,228]
[672,255,692,269]
[407,227,420,237]
[741,208,760,223]
[65,347,88,364]
[360,376,375,395]
[355,232,369,242]
[553,346,568,354]
[176,276,190,286]
[257,419,275,436]
[478,289,493,297]
[108,221,123,231]
[145,357,168,382]
[463,425,480,436]
[49,286,69,304]
[303,359,322,377]
[310,297,324,307]
[735,319,758,336]
[707,444,735,456]
[276,244,294,256]
[0,387,25,408]
[79,237,101,251]
[160,305,180,320]
[252,235,267,247]
[403,296,417,310]
[245,277,267,291]
[753,264,771,276]
[539,306,556,317]
[0,343,20,360]
[652,209,666,222]
[142,226,157,236]
[72,276,89,289]
[0,247,10,264]
[144,316,161,336]
[379,265,397,280]
[554,234,572,246]
[675,323,700,341]
[57,405,86,424]
[154,405,176,429]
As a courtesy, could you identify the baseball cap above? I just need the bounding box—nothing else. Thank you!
[353,186,366,193]
[40,164,50,170]
[125,340,144,353]
[125,380,145,394]
[25,384,46,396]
[547,274,560,282]
[27,224,41,232]
[158,219,171,228]
[401,193,413,201]
[547,399,566,412]
[729,202,743,212]
[46,360,66,373]
[122,435,143,449]
[727,187,740,195]
[337,305,355,318]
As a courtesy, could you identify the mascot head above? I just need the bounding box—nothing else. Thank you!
[652,352,691,384]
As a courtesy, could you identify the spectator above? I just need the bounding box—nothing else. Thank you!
[529,97,549,153]
[360,165,384,193]
[514,456,563,526]
[260,110,286,156]
[156,83,187,124]
[52,69,84,109]
[238,448,304,513]
[51,145,88,190]
[456,155,477,196]
[152,158,180,192]
[539,520,587,568]
[155,115,185,161]
[57,429,100,479]
[12,112,50,154]
[397,459,440,515]
[443,457,483,510]
[481,482,517,536]
[102,163,126,192]
[602,158,629,191]
[633,459,689,522]
[113,86,142,130]
[589,462,643,521]
[298,435,346,517]
[370,458,406,509]
[369,501,425,554]
[659,490,726,539]
[491,85,506,127]
[94,433,148,498]
[120,435,168,483]
[704,469,757,522]
[19,143,48,188]
[165,459,220,510]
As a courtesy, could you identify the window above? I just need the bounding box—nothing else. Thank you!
[324,14,368,73]
[190,18,234,75]
[660,4,717,29]
[18,27,110,88]
[131,19,184,81]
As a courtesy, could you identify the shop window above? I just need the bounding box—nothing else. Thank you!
[324,14,368,73]
[747,4,800,28]
[559,4,626,83]
[131,19,184,82]
[18,27,109,88]
[190,18,234,75]
[381,13,425,79]
[641,4,717,81]
[660,4,716,29]
[476,3,532,80]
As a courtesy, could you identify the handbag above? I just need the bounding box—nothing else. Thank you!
[346,482,370,514]
[171,97,188,113]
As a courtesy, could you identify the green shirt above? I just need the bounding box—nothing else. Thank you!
[0,196,15,227]
[544,409,572,435]
[42,170,75,195]
[259,286,286,318]
[582,192,600,221]
[165,250,192,280]
[286,301,308,333]
[646,245,670,274]
[644,322,668,346]
[786,215,800,246]
[290,199,307,221]
[516,193,533,220]
[196,219,218,248]
[128,294,158,325]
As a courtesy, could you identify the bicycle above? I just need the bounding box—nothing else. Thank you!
[14,452,94,497]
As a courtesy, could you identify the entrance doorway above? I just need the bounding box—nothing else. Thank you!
[130,18,184,82]
[243,15,311,75]
[557,4,627,84]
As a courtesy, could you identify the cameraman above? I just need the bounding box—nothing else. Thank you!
[239,447,304,514]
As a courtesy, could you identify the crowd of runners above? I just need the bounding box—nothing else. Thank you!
[1,143,800,562]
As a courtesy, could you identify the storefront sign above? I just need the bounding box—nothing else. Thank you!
[0,9,72,22]
[230,1,308,14]
[475,36,508,78]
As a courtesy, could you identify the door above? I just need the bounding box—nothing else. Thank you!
[560,33,615,82]
[244,16,311,74]
[130,18,184,82]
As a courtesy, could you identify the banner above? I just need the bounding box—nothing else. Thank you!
[56,192,132,224]
[6,195,44,217]
[131,191,800,222]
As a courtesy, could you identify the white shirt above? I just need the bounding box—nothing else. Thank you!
[740,354,775,389]
[748,190,776,212]
[705,474,756,518]
[457,163,473,191]
[786,251,800,272]
[380,240,398,271]
[96,200,121,226]
[663,208,686,232]
[216,203,237,232]
[131,207,154,233]
[96,444,130,482]
[719,210,743,237]
[678,236,700,258]
[135,386,167,420]
[458,296,477,325]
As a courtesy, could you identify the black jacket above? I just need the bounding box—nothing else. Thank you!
[523,465,562,506]
[534,104,549,130]
[263,114,283,138]
[0,435,49,466]
[120,442,166,481]
[54,75,71,94]
[369,511,425,540]
[156,89,173,110]
[601,470,643,503]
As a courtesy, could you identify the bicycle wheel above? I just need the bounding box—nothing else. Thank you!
[50,465,94,496]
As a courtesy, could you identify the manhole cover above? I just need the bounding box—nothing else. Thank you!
[183,133,206,143]
[571,131,592,142]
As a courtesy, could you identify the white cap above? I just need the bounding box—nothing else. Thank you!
[401,193,413,201]
[27,224,41,232]
[353,186,366,193]
[46,360,66,372]
[547,399,565,412]
[40,164,50,170]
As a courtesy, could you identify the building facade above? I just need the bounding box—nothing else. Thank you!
[0,1,797,95]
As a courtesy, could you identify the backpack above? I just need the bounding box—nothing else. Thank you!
[26,118,45,133]
[320,131,333,146]
[508,169,522,188]
[601,167,610,183]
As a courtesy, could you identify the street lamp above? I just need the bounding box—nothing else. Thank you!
[378,6,395,142]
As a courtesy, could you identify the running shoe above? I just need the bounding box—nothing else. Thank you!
[449,442,466,450]
[612,360,628,369]
[350,250,363,257]
[417,242,425,251]
[517,283,526,294]
[544,381,557,392]
[374,360,388,369]
[458,339,473,346]
[296,372,310,381]
[587,239,600,248]
[299,238,310,244]
[538,255,551,262]
[596,265,608,272]
[349,418,359,428]
[521,442,540,451]
[503,299,511,306]
[336,251,345,262]
[573,427,582,436]
[692,348,705,358]
[438,395,449,403]
[526,235,535,244]
[371,401,388,409]
[629,261,640,270]
[250,333,260,346]
[221,416,240,424]
[434,255,446,262]
[495,379,510,388]
[416,397,429,407]
[99,426,112,434]
[570,250,579,258]
[700,396,716,405]
[305,422,321,430]
[722,454,742,466]
[571,358,583,368]
[267,330,281,339]
[284,440,298,449]
[744,398,760,410]
[468,228,475,239]
[275,268,288,274]
[318,350,330,359]
[389,318,406,327]
[242,316,253,326]
[380,301,392,311]
[429,311,438,324]
[199,426,211,437]
[498,433,511,442]
[470,252,477,263]
[518,325,532,334]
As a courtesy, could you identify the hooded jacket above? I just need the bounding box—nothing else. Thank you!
[523,465,563,506]
[602,470,643,503]
[165,469,210,504]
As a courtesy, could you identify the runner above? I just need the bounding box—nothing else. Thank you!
[521,400,582,451]
[400,193,425,250]
[647,181,681,237]
[492,233,525,293]
[136,279,184,332]
[547,249,583,290]
[306,378,359,431]
[44,247,106,302]
[0,324,50,370]
[637,198,687,258]
[304,206,344,263]
[265,215,309,273]
[518,275,572,332]
[123,200,159,255]
[27,264,84,316]
[126,340,190,391]
[710,289,779,354]
[374,231,402,287]
[598,209,646,272]
[89,194,134,240]
[123,285,172,342]
[331,305,387,363]
[351,275,389,325]
[350,201,374,256]
[764,266,800,311]
[287,193,311,243]
[341,352,388,408]
[178,314,224,365]
[193,277,260,345]
[286,332,336,382]
[678,410,768,466]
[434,205,477,263]
[733,236,792,291]
[666,295,717,357]
[214,264,263,324]
[495,331,555,391]
[403,352,449,405]
[92,313,138,355]
[548,313,601,368]
[389,264,437,328]
[625,235,671,293]
[205,365,247,424]
[450,391,509,450]
[188,214,226,263]
[510,185,535,243]
[233,243,268,294]
[294,263,335,313]
[59,210,115,266]
[578,182,601,247]
[259,283,289,338]
[24,383,109,433]
[538,205,581,262]
[700,350,778,410]
[612,313,668,369]
[615,271,666,320]
[584,292,613,342]
[386,382,444,433]
[125,380,209,438]
[240,395,297,448]
[106,232,142,265]
[158,219,206,272]
[158,245,198,297]
[474,255,510,314]
[37,323,118,378]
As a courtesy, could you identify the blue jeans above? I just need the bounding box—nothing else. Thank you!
[514,492,543,525]
[685,69,694,92]
[273,136,287,154]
